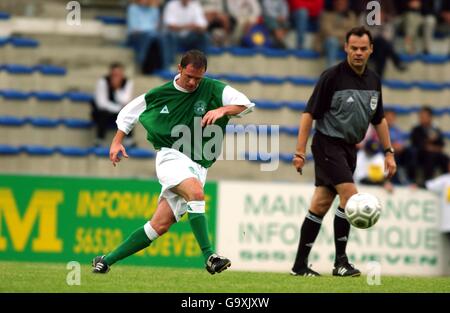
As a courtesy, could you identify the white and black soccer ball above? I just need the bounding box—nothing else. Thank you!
[345,193,381,229]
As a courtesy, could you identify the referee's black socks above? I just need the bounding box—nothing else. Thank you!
[334,207,350,263]
[292,210,323,271]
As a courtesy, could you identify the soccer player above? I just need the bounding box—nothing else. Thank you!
[291,27,397,277]
[92,50,254,274]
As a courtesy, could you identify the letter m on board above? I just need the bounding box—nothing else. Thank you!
[0,189,63,252]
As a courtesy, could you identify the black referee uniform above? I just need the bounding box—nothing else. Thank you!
[305,60,384,190]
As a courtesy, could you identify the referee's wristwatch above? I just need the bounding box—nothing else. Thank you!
[384,147,395,155]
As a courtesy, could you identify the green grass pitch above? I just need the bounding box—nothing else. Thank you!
[1,261,449,293]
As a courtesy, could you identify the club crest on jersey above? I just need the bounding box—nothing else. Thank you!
[370,96,378,110]
[194,100,207,116]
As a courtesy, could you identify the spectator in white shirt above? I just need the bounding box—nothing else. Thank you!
[162,0,209,69]
[426,162,450,233]
[92,63,135,147]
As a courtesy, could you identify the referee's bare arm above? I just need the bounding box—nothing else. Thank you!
[374,117,397,179]
[293,112,313,173]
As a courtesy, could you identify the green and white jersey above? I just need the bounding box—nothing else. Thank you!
[116,74,254,168]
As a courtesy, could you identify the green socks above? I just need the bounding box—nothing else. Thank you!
[188,212,214,262]
[104,226,152,265]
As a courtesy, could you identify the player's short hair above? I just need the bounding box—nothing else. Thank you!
[420,105,433,116]
[180,50,207,71]
[110,62,124,70]
[345,26,373,45]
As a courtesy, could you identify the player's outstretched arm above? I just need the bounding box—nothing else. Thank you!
[110,130,129,167]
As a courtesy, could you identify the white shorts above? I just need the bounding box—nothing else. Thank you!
[156,147,208,222]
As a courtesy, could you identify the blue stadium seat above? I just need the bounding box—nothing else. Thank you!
[244,152,274,163]
[35,65,67,76]
[384,104,419,115]
[254,75,285,85]
[444,132,450,140]
[254,100,283,110]
[284,101,307,111]
[0,37,8,47]
[32,91,64,101]
[127,147,156,159]
[414,81,445,91]
[0,89,31,100]
[64,91,93,102]
[399,54,420,63]
[206,47,226,55]
[0,12,11,20]
[3,64,34,74]
[62,118,93,129]
[28,117,60,128]
[22,145,54,155]
[0,144,21,155]
[221,74,252,83]
[260,48,290,58]
[92,146,110,157]
[0,116,27,126]
[205,73,222,80]
[280,126,299,136]
[57,146,92,156]
[154,70,177,81]
[95,15,126,25]
[9,37,39,48]
[383,80,414,90]
[290,49,320,59]
[420,54,448,64]
[228,47,257,57]
[287,76,317,86]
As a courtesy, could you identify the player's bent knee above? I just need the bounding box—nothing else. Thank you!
[188,189,205,201]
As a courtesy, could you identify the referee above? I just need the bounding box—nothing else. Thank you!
[291,27,397,277]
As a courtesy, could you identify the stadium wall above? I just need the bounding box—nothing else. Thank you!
[217,182,450,276]
[1,175,449,276]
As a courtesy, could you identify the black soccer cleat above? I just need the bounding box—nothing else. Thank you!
[92,255,110,274]
[290,267,321,277]
[205,253,231,275]
[332,255,361,277]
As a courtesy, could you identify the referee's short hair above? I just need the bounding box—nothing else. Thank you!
[345,26,373,45]
[180,50,208,71]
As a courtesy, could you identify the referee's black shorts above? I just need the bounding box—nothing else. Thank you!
[311,131,357,191]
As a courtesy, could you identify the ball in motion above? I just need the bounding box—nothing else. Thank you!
[345,193,381,229]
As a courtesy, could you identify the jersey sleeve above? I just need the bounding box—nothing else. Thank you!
[116,94,146,134]
[370,81,385,125]
[221,85,255,117]
[304,70,335,119]
[425,176,446,194]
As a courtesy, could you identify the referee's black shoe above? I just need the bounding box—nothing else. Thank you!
[332,255,361,277]
[290,267,321,277]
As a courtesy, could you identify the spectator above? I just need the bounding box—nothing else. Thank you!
[288,0,324,49]
[199,0,232,47]
[401,0,438,54]
[162,0,209,69]
[225,0,262,46]
[92,63,135,147]
[261,0,290,49]
[127,0,163,73]
[410,106,449,186]
[360,1,407,78]
[316,0,357,68]
[425,161,450,233]
[354,139,386,187]
[436,0,450,54]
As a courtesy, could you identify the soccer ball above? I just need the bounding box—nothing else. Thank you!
[345,193,381,229]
